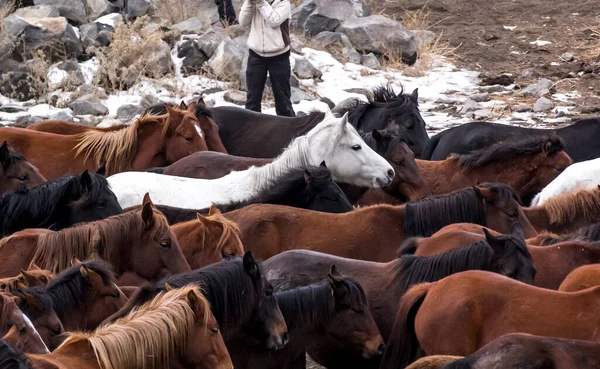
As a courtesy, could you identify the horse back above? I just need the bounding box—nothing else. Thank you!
[27,120,96,135]
[163,151,272,179]
[0,228,49,278]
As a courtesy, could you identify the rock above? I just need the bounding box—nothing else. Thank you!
[471,109,491,119]
[290,34,304,54]
[480,74,514,86]
[338,15,417,65]
[512,104,532,112]
[86,0,113,20]
[413,29,436,48]
[13,5,60,18]
[47,60,85,90]
[360,53,380,69]
[343,88,370,96]
[148,40,174,75]
[76,83,107,98]
[344,48,361,63]
[533,97,554,112]
[521,78,553,96]
[0,70,37,101]
[208,39,245,78]
[172,17,206,34]
[561,52,573,62]
[33,0,86,23]
[461,98,480,113]
[470,93,489,102]
[290,87,316,104]
[79,22,114,50]
[126,0,150,18]
[3,15,83,61]
[0,104,26,113]
[289,74,299,88]
[140,94,163,108]
[95,13,123,27]
[197,28,229,58]
[223,90,246,105]
[69,94,108,115]
[312,31,343,49]
[292,0,370,37]
[293,57,322,79]
[182,53,209,76]
[332,97,359,115]
[13,115,31,128]
[478,85,505,93]
[116,104,142,119]
[50,110,74,121]
[556,110,567,118]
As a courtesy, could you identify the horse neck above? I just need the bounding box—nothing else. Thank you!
[520,205,552,233]
[131,121,167,170]
[415,159,460,195]
[171,221,204,263]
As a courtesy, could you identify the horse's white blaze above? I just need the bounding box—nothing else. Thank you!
[107,112,393,209]
[194,125,204,138]
[22,312,50,354]
[531,157,600,206]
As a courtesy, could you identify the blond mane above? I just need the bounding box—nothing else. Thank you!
[200,211,242,252]
[543,186,600,226]
[61,285,210,369]
[30,208,170,274]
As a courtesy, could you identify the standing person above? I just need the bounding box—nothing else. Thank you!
[239,0,295,117]
[215,0,238,26]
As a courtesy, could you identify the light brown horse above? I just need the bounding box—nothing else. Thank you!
[27,285,232,369]
[380,271,600,369]
[225,184,536,261]
[416,135,572,202]
[0,264,54,292]
[559,264,600,292]
[29,99,228,153]
[1,103,207,179]
[171,206,245,269]
[0,194,190,281]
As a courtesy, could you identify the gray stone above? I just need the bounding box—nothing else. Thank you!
[290,87,316,104]
[197,28,229,58]
[79,22,114,50]
[76,83,107,98]
[471,109,491,119]
[13,5,60,18]
[312,31,343,48]
[533,97,555,112]
[223,90,246,105]
[290,74,299,88]
[0,68,38,101]
[148,40,174,75]
[0,104,26,113]
[344,48,361,64]
[338,15,418,65]
[289,34,304,54]
[33,0,86,23]
[521,78,553,96]
[561,52,573,62]
[332,97,359,115]
[512,104,532,112]
[69,94,108,115]
[556,110,567,117]
[14,115,31,127]
[116,104,142,119]
[360,53,380,69]
[48,60,86,90]
[173,17,206,34]
[86,0,113,20]
[461,98,480,113]
[293,57,322,79]
[413,29,435,48]
[50,110,74,121]
[178,40,209,75]
[140,94,163,108]
[292,0,370,37]
[126,0,150,18]
[478,85,506,93]
[208,39,245,78]
[470,93,489,102]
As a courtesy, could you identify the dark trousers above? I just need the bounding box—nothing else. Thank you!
[245,49,295,117]
[215,0,236,24]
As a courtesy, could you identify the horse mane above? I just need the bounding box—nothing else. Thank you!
[540,186,600,226]
[453,135,564,169]
[0,292,18,331]
[183,211,241,253]
[63,285,209,369]
[0,339,32,369]
[275,278,367,330]
[45,260,115,321]
[12,286,54,319]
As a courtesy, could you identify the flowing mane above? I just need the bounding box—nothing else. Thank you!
[30,207,170,274]
[453,135,564,169]
[61,285,209,369]
[540,186,600,226]
[192,211,241,252]
[0,339,32,369]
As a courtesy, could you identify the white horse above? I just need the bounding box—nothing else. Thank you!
[531,156,600,205]
[107,112,395,209]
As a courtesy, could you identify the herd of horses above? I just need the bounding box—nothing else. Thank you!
[0,85,599,369]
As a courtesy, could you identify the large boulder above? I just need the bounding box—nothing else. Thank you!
[147,39,174,76]
[311,31,353,49]
[172,17,206,34]
[197,28,229,58]
[13,5,60,18]
[208,39,244,79]
[178,40,209,76]
[338,15,418,65]
[126,0,150,18]
[33,0,87,23]
[293,57,322,79]
[47,59,85,90]
[86,0,114,20]
[291,0,370,37]
[69,94,108,115]
[79,22,114,50]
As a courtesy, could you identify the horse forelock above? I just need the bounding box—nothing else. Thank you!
[543,186,600,226]
[62,285,207,369]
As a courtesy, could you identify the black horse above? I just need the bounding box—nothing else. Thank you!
[424,118,600,162]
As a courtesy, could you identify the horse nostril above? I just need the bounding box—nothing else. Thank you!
[387,169,394,178]
[282,332,289,343]
[377,343,386,355]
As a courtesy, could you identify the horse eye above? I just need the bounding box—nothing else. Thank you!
[18,175,27,181]
[19,326,26,333]
[185,137,193,142]
[96,201,106,209]
[210,327,219,334]
[351,144,361,151]
[265,289,273,297]
[51,326,62,335]
[160,241,171,248]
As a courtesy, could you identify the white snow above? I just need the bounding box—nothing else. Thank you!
[503,26,517,30]
[530,40,552,46]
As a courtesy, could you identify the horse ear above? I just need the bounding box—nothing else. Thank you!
[164,103,176,116]
[164,283,174,292]
[411,88,419,100]
[196,97,206,108]
[79,265,89,279]
[79,170,93,191]
[0,141,10,169]
[472,186,483,198]
[23,292,42,310]
[304,169,312,184]
[96,162,107,177]
[71,256,82,266]
[141,193,155,227]
[29,263,41,271]
[187,100,197,113]
[243,251,261,280]
[14,280,27,290]
[542,139,554,154]
[178,101,188,110]
[186,289,204,316]
[372,129,382,142]
[339,112,349,131]
[483,228,502,252]
[473,186,493,201]
[319,161,327,169]
[208,205,221,216]
[329,264,342,278]
[20,270,37,287]
[196,212,208,226]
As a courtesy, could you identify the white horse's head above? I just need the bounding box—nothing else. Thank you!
[305,112,394,188]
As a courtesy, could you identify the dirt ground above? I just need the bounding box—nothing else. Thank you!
[380,0,600,119]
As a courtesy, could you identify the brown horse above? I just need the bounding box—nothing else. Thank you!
[27,284,232,369]
[171,206,245,269]
[380,271,600,369]
[0,142,46,195]
[226,184,536,261]
[0,264,54,292]
[559,264,600,292]
[2,323,49,355]
[416,135,572,202]
[0,194,190,281]
[1,103,207,179]
[405,356,462,369]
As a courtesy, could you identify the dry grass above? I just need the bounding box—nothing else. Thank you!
[150,0,205,25]
[0,0,16,24]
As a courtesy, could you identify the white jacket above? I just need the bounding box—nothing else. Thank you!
[239,0,291,57]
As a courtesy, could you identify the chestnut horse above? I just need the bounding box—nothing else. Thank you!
[0,171,122,237]
[225,183,536,261]
[263,229,535,369]
[104,252,289,352]
[381,271,600,369]
[0,194,190,280]
[26,285,232,369]
[415,135,572,202]
[1,103,207,179]
[171,206,245,269]
[0,142,46,195]
[12,287,63,351]
[559,264,600,292]
[0,264,54,292]
[2,323,49,355]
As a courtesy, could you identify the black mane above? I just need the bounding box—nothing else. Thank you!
[455,135,564,169]
[12,286,54,320]
[46,260,115,321]
[0,339,31,369]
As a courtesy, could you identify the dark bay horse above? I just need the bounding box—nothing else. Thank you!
[381,271,600,369]
[229,267,384,369]
[225,184,537,261]
[424,118,600,163]
[0,171,122,237]
[104,252,289,351]
[2,103,206,179]
[263,228,534,369]
[0,142,46,194]
[157,151,271,179]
